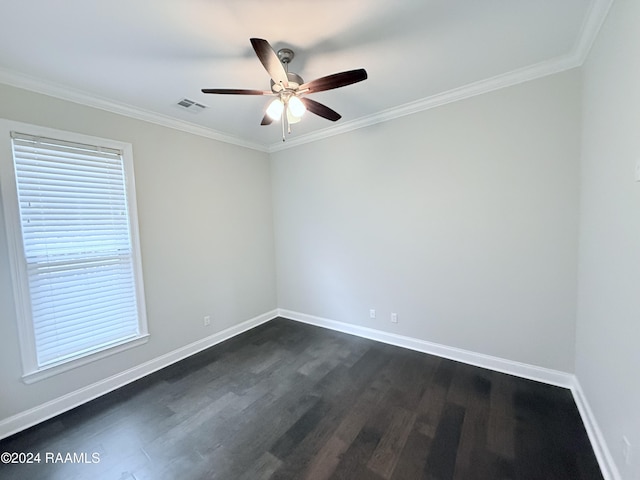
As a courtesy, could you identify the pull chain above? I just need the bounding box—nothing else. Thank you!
[281,57,291,140]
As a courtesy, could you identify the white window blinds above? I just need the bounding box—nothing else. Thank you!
[11,132,142,367]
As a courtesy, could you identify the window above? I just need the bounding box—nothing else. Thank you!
[0,121,148,382]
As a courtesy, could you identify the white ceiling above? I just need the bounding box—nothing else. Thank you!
[0,0,611,152]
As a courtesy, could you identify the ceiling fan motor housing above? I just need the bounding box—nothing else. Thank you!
[270,72,304,93]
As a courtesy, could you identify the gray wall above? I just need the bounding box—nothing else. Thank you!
[577,0,640,477]
[271,70,581,372]
[0,84,277,419]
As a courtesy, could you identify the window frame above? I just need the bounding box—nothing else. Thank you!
[0,119,149,384]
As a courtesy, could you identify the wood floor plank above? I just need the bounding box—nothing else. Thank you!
[270,348,398,479]
[390,429,433,480]
[367,406,416,479]
[300,372,395,480]
[0,318,604,480]
[423,402,466,480]
[330,423,387,480]
[487,371,517,460]
[302,435,349,480]
[237,452,283,480]
[451,374,505,480]
[415,358,449,439]
[270,397,332,459]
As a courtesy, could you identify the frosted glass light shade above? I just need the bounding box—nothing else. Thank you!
[266,98,284,120]
[288,96,306,117]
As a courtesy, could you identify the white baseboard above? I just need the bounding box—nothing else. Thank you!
[278,309,573,388]
[277,308,620,480]
[0,309,278,440]
[570,378,621,480]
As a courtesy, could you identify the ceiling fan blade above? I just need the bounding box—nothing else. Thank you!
[250,38,289,88]
[261,113,273,126]
[201,88,269,95]
[300,98,342,122]
[299,69,368,94]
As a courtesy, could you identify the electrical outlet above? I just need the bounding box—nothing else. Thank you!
[391,312,398,323]
[623,436,632,465]
[203,315,211,326]
[369,309,376,319]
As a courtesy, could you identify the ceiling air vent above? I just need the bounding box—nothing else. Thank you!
[176,98,207,113]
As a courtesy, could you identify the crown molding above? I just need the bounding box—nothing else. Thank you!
[267,0,613,152]
[268,53,580,153]
[574,0,614,65]
[0,68,268,153]
[0,0,612,154]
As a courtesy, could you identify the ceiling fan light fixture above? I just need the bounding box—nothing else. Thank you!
[288,96,306,118]
[287,108,302,124]
[266,98,284,120]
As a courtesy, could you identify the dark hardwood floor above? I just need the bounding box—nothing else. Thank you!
[0,318,603,480]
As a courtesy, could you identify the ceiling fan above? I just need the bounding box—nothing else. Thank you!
[201,38,368,141]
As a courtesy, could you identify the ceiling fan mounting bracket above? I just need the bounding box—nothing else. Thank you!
[277,48,295,65]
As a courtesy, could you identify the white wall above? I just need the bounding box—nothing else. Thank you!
[577,0,640,477]
[271,70,581,372]
[0,84,277,421]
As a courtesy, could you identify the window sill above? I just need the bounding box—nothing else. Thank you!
[22,334,150,384]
